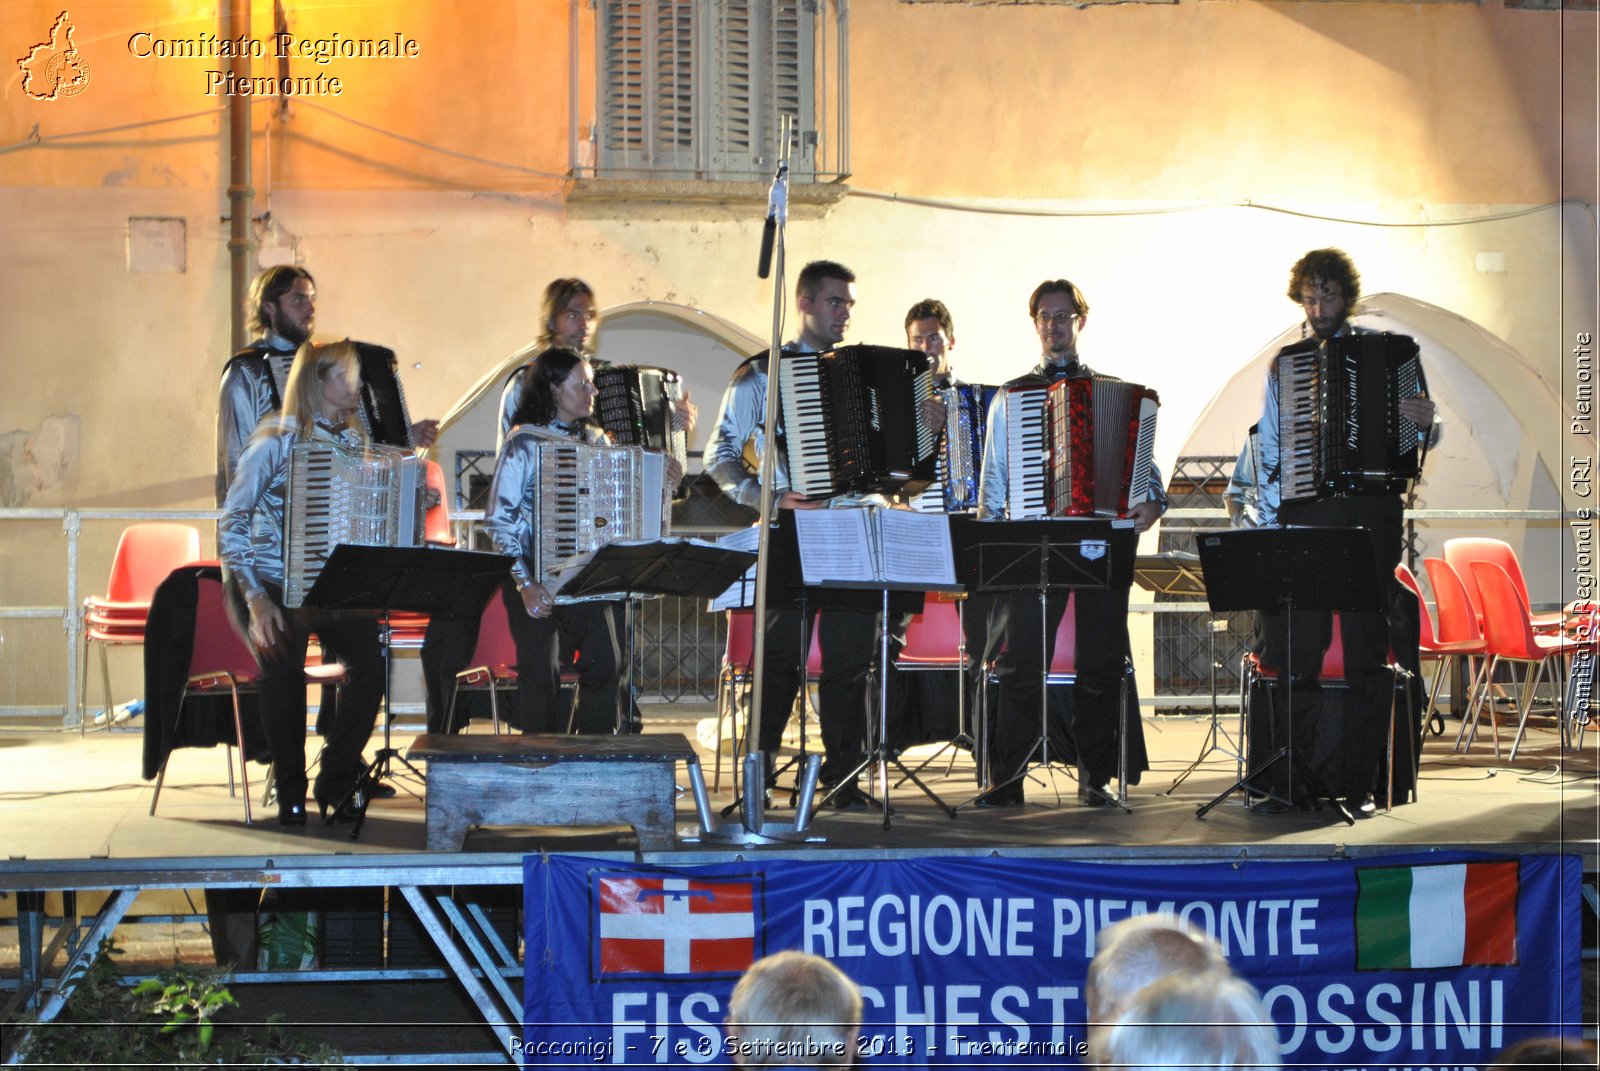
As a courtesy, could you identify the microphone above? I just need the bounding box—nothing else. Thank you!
[757,159,789,279]
[758,216,776,280]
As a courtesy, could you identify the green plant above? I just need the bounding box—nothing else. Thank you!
[11,940,344,1068]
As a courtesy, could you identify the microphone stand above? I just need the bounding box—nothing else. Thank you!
[699,113,822,845]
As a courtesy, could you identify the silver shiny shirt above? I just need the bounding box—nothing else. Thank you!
[218,419,363,598]
[216,338,296,506]
[483,421,611,589]
[978,357,1168,521]
[706,351,788,508]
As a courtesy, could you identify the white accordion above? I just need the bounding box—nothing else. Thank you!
[523,429,669,603]
[283,440,424,608]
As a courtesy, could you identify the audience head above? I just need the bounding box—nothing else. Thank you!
[1489,1035,1597,1071]
[725,951,861,1067]
[1086,915,1231,1061]
[1102,971,1281,1071]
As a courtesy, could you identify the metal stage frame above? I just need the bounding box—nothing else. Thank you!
[4,837,1595,1065]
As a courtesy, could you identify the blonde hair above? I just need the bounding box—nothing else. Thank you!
[725,951,861,1067]
[1103,973,1281,1071]
[265,340,365,441]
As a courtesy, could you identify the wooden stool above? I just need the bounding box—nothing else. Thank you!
[407,733,705,851]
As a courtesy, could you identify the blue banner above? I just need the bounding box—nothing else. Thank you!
[522,852,1581,1068]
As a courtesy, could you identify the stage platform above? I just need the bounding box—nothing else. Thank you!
[1,706,1594,1062]
[0,706,1593,864]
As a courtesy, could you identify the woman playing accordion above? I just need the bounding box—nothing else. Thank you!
[218,341,386,827]
[484,347,681,735]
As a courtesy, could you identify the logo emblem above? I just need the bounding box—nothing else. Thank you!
[1080,539,1107,561]
[595,875,758,977]
[17,11,91,101]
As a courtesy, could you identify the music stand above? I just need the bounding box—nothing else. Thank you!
[950,516,1135,812]
[1192,526,1382,823]
[785,507,961,828]
[551,539,756,603]
[302,544,511,837]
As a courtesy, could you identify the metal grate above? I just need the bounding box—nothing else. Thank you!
[1155,456,1256,712]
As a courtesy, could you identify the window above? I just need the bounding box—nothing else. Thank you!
[587,0,847,183]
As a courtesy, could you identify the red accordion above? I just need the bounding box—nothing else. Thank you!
[1003,375,1160,518]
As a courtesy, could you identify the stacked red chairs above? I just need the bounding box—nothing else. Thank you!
[80,522,202,731]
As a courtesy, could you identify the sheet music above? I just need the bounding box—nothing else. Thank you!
[708,527,761,611]
[879,509,956,585]
[794,509,876,583]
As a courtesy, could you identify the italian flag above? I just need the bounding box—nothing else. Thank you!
[1355,861,1519,969]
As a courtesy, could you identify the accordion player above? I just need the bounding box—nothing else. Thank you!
[486,427,668,606]
[281,439,425,608]
[777,343,942,499]
[592,363,691,497]
[989,374,1160,520]
[1275,332,1428,504]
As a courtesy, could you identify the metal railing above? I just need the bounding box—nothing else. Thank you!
[0,506,1575,724]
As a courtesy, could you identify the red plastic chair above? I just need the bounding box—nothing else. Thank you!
[447,592,518,734]
[1470,561,1582,760]
[81,523,203,730]
[712,608,829,792]
[897,596,966,670]
[1424,557,1494,754]
[422,459,456,548]
[892,594,973,782]
[714,609,756,790]
[1445,538,1562,633]
[147,577,260,825]
[1396,562,1479,730]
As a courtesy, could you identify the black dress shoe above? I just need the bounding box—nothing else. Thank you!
[277,801,307,828]
[367,782,397,799]
[1077,783,1111,807]
[823,783,867,810]
[974,784,1025,808]
[315,786,366,824]
[1345,794,1377,819]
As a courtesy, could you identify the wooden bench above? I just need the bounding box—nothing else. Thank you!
[407,733,705,851]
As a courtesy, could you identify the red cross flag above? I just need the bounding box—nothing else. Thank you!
[597,876,757,975]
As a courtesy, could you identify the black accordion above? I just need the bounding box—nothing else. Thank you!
[1276,332,1426,503]
[592,364,689,495]
[777,344,940,499]
[353,342,415,449]
[1002,376,1160,519]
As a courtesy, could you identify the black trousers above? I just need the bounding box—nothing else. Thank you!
[421,614,481,734]
[758,602,892,786]
[988,582,1137,789]
[224,578,384,804]
[1258,495,1404,800]
[500,585,621,734]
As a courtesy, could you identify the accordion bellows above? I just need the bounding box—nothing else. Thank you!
[1003,376,1160,519]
